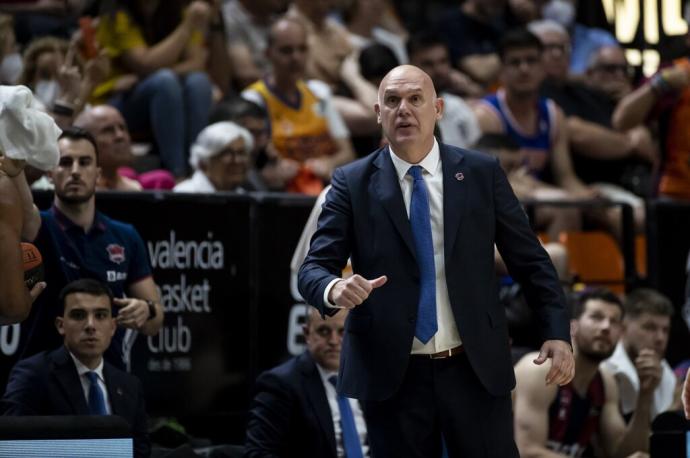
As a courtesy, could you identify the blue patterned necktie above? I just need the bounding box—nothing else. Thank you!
[408,165,437,343]
[86,371,108,415]
[328,375,363,458]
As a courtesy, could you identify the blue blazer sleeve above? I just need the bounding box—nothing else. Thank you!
[298,167,353,316]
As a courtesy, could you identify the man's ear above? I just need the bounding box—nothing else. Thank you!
[55,317,65,336]
[108,317,116,337]
[435,97,444,120]
[374,104,381,124]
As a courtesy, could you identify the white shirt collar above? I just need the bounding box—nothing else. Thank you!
[68,350,105,382]
[315,362,338,387]
[388,137,440,182]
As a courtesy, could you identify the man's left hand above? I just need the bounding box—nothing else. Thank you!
[533,339,574,386]
[113,298,149,330]
[635,348,662,394]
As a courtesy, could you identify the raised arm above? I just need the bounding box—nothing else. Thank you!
[613,65,690,130]
[0,177,33,324]
[598,367,653,458]
[567,117,657,164]
[118,277,164,336]
[549,108,592,198]
[298,168,353,316]
[9,170,41,242]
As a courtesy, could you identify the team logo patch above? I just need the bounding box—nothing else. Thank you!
[106,244,126,264]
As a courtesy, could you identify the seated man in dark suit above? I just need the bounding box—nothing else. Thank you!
[1,278,150,458]
[245,307,369,458]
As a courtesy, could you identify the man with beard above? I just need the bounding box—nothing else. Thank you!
[602,288,677,422]
[514,288,658,457]
[19,127,163,371]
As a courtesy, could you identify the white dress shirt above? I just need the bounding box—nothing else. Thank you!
[324,139,462,354]
[69,352,112,414]
[316,364,369,458]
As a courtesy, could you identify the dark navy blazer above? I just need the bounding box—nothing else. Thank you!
[245,351,337,458]
[298,142,570,401]
[1,345,150,457]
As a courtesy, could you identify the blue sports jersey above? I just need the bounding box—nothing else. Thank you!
[20,206,152,370]
[482,90,556,181]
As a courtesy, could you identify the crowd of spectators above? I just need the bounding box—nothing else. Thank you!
[2,0,690,456]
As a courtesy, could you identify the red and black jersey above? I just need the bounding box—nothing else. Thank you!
[547,370,606,457]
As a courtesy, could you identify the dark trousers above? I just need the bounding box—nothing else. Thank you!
[362,353,519,458]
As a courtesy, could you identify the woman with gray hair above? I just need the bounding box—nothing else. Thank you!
[174,121,253,193]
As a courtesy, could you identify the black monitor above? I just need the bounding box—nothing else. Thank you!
[0,415,132,457]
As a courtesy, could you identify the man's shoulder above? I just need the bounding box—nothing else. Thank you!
[262,354,307,379]
[514,351,552,386]
[336,146,387,176]
[513,351,560,406]
[441,142,496,168]
[97,212,141,238]
[257,352,317,388]
[14,349,51,369]
[10,348,63,378]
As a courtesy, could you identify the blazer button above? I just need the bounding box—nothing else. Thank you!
[408,315,416,323]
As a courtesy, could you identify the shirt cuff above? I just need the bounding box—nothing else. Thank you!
[323,278,343,308]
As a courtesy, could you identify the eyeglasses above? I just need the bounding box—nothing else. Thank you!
[216,148,249,164]
[592,63,633,78]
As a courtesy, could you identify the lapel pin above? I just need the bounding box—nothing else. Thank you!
[455,172,464,181]
[117,388,123,396]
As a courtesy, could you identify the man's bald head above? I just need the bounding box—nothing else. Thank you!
[377,65,438,103]
[74,105,120,130]
[266,16,308,82]
[74,105,132,170]
[375,65,443,162]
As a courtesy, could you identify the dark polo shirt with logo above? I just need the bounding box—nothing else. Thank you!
[20,205,152,369]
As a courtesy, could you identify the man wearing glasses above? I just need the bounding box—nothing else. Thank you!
[530,19,652,230]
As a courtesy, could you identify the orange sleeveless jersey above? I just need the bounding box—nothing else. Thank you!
[248,80,339,195]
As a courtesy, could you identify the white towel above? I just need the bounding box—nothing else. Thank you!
[0,85,61,171]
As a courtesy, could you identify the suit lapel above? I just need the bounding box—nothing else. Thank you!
[103,364,127,417]
[441,145,467,261]
[52,347,90,415]
[372,147,417,261]
[299,353,337,458]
